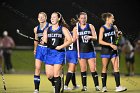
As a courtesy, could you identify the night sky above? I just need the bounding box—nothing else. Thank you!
[0,0,140,45]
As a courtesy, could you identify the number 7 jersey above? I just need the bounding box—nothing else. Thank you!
[47,26,64,49]
[78,23,95,52]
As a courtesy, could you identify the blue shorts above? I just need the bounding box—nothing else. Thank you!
[45,49,65,65]
[80,52,96,59]
[66,50,78,64]
[35,45,48,62]
[101,54,118,58]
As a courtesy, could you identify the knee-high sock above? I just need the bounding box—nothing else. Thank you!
[34,75,40,90]
[65,72,73,86]
[91,71,99,87]
[54,76,61,93]
[81,72,87,87]
[114,72,120,87]
[101,73,107,87]
[71,72,76,86]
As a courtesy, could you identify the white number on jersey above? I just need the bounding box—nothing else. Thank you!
[68,43,73,50]
[82,35,88,43]
[52,38,56,45]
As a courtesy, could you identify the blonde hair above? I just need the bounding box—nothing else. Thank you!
[38,12,47,18]
[78,12,87,18]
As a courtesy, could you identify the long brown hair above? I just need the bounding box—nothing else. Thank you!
[53,12,69,29]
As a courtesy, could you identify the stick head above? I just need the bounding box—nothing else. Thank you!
[113,25,118,31]
[16,29,20,33]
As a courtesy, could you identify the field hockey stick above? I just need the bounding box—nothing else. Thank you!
[0,68,6,92]
[16,29,39,42]
[76,23,80,58]
[70,15,80,58]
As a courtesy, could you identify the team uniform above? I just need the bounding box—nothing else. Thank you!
[77,23,100,92]
[34,22,49,93]
[78,23,96,58]
[100,25,118,58]
[45,26,65,65]
[64,32,80,90]
[66,32,78,64]
[100,25,127,92]
[35,23,49,62]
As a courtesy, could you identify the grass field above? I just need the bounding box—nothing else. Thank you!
[0,50,140,93]
[10,50,140,74]
[0,74,140,93]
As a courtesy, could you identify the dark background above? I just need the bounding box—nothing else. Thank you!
[0,0,140,46]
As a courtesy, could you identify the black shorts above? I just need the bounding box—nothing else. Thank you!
[125,56,135,64]
[101,46,118,58]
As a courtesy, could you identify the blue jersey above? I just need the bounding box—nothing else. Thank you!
[78,23,95,52]
[37,22,49,44]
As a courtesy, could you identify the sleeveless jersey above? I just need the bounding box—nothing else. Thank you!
[78,23,94,52]
[47,26,64,49]
[101,25,117,54]
[37,23,49,44]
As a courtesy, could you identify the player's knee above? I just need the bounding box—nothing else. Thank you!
[54,71,60,77]
[46,72,53,78]
[89,67,96,72]
[80,65,86,71]
[46,74,53,79]
[102,66,107,72]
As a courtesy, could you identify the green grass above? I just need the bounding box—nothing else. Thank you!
[0,74,140,93]
[11,50,45,73]
[11,50,140,74]
[1,50,140,92]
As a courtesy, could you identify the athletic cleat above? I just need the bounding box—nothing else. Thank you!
[95,86,100,91]
[34,89,39,93]
[72,85,80,90]
[102,87,107,92]
[81,86,87,91]
[64,85,71,90]
[115,86,127,92]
